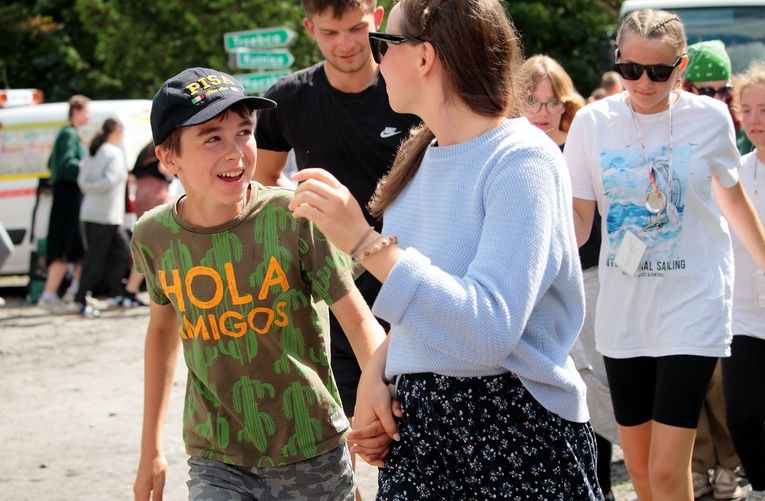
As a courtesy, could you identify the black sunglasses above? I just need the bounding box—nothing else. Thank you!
[692,83,733,101]
[613,50,684,82]
[369,32,426,64]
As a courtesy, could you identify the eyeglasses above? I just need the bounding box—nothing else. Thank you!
[523,99,566,115]
[692,83,733,101]
[369,32,426,64]
[613,50,684,82]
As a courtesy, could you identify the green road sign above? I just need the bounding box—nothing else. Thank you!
[230,49,295,70]
[223,27,297,52]
[235,70,292,94]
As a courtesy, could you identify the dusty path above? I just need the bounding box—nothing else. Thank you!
[0,288,748,500]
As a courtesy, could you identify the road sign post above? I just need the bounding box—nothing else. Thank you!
[230,49,295,70]
[223,27,297,52]
[234,70,292,95]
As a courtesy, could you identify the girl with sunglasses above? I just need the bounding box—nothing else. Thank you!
[681,40,753,158]
[565,9,765,501]
[289,0,602,498]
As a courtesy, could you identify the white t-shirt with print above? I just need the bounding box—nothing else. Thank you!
[564,91,740,358]
[731,151,765,341]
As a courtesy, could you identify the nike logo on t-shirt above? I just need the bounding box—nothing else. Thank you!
[380,127,401,138]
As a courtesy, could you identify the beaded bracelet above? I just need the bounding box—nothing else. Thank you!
[348,226,376,256]
[352,235,398,263]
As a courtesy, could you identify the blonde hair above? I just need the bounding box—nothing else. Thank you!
[520,55,585,133]
[738,60,765,102]
[616,9,687,56]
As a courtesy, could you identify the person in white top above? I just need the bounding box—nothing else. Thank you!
[724,61,765,501]
[75,118,130,317]
[565,9,765,501]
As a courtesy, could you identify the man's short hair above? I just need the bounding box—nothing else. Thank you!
[302,0,376,18]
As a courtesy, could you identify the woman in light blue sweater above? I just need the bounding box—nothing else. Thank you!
[290,0,600,497]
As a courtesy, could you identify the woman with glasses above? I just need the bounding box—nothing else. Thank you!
[565,9,765,501]
[522,54,618,501]
[520,54,585,149]
[288,0,602,498]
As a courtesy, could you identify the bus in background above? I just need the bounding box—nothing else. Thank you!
[0,98,153,277]
[618,0,765,74]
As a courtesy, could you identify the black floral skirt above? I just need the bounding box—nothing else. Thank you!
[377,372,603,500]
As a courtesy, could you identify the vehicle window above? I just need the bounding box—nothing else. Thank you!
[674,7,765,73]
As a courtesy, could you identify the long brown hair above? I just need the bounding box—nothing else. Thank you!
[370,0,524,217]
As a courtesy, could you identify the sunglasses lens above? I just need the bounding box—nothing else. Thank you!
[648,66,674,82]
[615,64,642,80]
[369,38,389,64]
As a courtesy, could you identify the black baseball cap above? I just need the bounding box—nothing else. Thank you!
[151,67,276,146]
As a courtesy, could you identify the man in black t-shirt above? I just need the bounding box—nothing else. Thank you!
[254,1,419,494]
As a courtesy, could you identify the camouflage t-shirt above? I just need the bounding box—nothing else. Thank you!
[131,182,354,467]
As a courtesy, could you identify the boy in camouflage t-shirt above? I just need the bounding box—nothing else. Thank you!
[132,67,386,501]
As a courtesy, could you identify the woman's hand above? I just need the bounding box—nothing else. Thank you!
[289,168,372,254]
[348,373,403,467]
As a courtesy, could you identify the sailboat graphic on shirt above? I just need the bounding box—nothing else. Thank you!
[601,143,691,270]
[643,158,684,229]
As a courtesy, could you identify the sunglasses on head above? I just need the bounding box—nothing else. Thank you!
[369,32,426,64]
[692,83,733,101]
[613,50,684,82]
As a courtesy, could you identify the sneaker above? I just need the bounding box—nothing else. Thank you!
[84,294,109,311]
[747,490,765,501]
[713,466,742,500]
[38,295,72,314]
[121,291,148,308]
[0,296,5,307]
[106,295,125,308]
[694,471,713,498]
[62,288,76,304]
[78,303,101,318]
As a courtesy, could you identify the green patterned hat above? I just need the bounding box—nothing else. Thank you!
[686,40,731,83]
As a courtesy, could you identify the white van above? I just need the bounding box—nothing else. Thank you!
[618,0,765,73]
[0,99,153,276]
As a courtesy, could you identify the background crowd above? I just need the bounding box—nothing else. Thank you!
[1,1,763,501]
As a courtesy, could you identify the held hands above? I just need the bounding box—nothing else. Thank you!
[347,370,403,467]
[289,169,371,254]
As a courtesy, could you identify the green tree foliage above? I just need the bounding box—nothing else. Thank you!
[506,0,621,98]
[0,0,618,103]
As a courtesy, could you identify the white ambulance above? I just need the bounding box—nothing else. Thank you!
[0,97,153,276]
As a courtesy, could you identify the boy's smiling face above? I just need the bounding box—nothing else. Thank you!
[158,108,256,226]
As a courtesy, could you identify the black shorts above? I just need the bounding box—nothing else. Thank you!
[604,355,717,429]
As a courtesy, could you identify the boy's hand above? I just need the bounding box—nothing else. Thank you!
[348,369,403,467]
[348,398,403,466]
[133,454,168,501]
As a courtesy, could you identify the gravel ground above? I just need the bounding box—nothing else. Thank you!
[0,285,750,500]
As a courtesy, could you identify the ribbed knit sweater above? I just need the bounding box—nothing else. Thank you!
[373,118,589,422]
